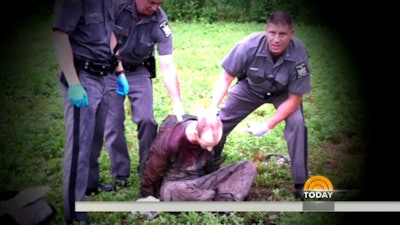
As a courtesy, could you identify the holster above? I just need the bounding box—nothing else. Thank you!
[143,56,156,78]
[123,56,156,78]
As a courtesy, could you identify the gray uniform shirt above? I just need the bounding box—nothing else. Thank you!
[222,32,311,95]
[52,0,115,62]
[114,0,173,65]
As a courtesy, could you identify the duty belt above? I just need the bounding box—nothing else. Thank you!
[74,57,112,76]
[248,87,287,99]
[122,62,145,73]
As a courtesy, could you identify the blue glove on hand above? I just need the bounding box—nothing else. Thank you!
[116,75,129,96]
[68,84,88,107]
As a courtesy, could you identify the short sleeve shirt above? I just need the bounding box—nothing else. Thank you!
[52,0,115,61]
[221,32,311,95]
[114,0,173,64]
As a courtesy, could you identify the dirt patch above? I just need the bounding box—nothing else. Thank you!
[246,135,367,201]
[247,182,296,201]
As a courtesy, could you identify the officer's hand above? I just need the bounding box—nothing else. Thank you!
[173,101,185,121]
[68,84,89,107]
[206,106,219,116]
[246,121,271,137]
[116,74,129,96]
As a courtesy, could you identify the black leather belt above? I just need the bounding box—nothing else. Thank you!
[74,57,112,76]
[123,62,145,73]
[248,87,287,99]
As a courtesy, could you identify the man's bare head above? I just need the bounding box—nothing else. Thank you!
[195,112,223,151]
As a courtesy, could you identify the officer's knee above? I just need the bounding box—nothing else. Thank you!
[285,111,305,129]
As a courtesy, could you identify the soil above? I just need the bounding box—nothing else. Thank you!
[245,135,368,201]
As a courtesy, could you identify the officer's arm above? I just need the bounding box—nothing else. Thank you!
[53,29,80,86]
[159,54,181,102]
[159,54,184,118]
[268,94,303,129]
[210,70,235,110]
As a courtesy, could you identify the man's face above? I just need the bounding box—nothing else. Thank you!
[265,23,294,56]
[136,0,164,16]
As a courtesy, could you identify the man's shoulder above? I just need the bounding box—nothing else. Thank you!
[157,7,168,18]
[115,0,131,5]
[236,32,265,52]
[291,37,308,50]
[159,114,197,134]
[115,0,132,12]
[243,32,264,43]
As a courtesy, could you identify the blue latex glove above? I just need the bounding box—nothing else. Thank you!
[116,75,129,96]
[68,84,88,107]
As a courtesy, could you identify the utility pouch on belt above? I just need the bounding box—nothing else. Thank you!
[109,42,121,73]
[143,56,156,79]
[109,55,120,73]
[123,56,156,78]
[74,57,112,76]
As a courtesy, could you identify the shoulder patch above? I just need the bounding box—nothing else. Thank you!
[295,63,309,78]
[159,21,172,38]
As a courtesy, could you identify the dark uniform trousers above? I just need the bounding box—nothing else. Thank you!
[59,69,110,222]
[104,66,158,178]
[213,80,309,186]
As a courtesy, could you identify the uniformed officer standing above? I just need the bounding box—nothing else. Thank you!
[208,11,311,198]
[105,0,184,185]
[53,0,129,224]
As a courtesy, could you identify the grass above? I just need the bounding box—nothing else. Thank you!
[0,15,369,224]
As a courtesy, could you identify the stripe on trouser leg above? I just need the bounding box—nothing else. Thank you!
[68,106,80,219]
[304,125,308,179]
[301,102,308,180]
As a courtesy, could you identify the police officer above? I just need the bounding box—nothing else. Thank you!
[105,0,184,185]
[208,11,311,198]
[53,0,129,223]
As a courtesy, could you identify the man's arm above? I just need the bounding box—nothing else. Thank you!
[210,70,235,111]
[246,94,303,136]
[53,29,79,86]
[267,94,303,129]
[158,54,184,120]
[140,138,171,198]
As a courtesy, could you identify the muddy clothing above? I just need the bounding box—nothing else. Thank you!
[140,115,257,201]
[105,0,174,178]
[160,160,257,201]
[213,32,310,186]
[53,0,116,223]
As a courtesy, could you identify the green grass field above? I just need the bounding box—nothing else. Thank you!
[0,15,369,224]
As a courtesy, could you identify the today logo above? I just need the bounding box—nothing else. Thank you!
[303,175,334,199]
